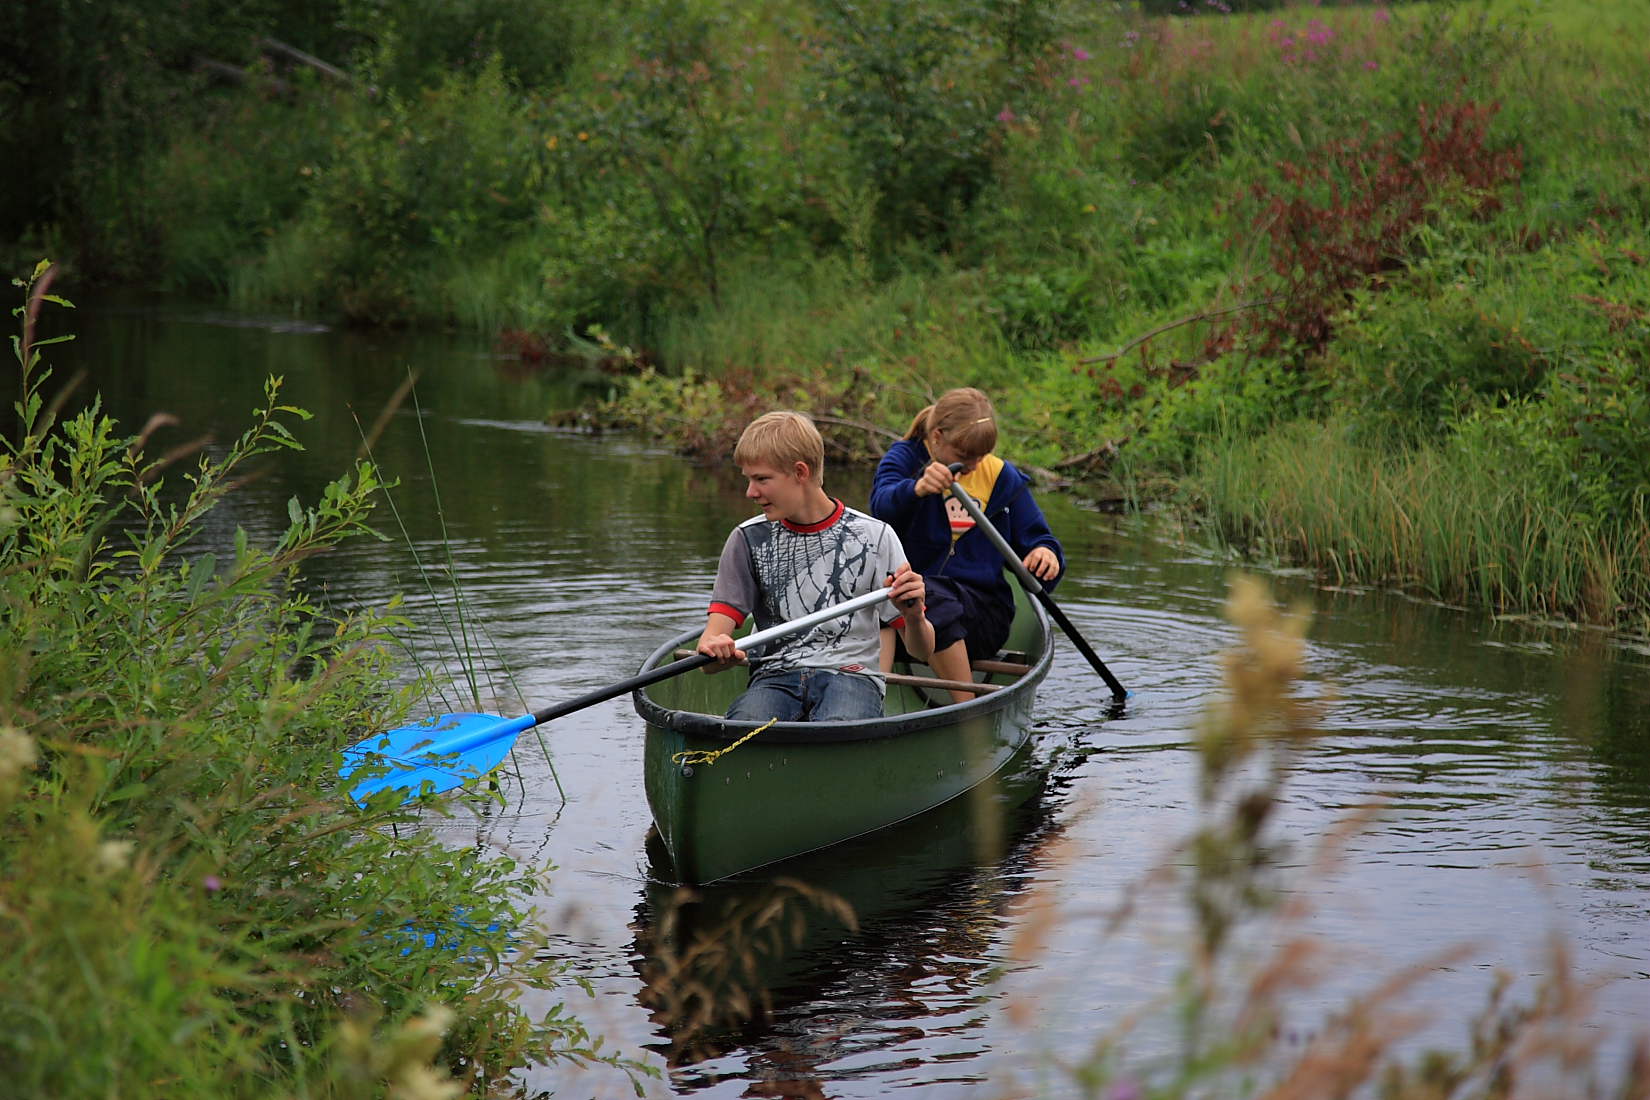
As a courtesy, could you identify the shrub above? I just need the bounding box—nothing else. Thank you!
[250,54,546,322]
[0,266,646,1094]
[1240,98,1523,360]
[1327,220,1650,445]
[801,0,1055,249]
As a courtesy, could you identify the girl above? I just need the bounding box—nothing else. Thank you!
[869,388,1063,700]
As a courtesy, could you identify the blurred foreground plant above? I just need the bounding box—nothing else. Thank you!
[1016,575,1647,1100]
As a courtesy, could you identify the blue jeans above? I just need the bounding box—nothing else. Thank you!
[727,668,884,722]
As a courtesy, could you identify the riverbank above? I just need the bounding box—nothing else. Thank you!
[10,0,1649,632]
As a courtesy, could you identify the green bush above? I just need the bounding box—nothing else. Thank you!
[237,55,547,321]
[0,268,645,1095]
[339,0,602,93]
[802,0,1054,249]
[1326,220,1650,444]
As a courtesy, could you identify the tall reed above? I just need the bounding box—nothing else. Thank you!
[1189,421,1649,630]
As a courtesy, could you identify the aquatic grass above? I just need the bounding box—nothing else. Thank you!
[347,373,567,804]
[1188,421,1650,627]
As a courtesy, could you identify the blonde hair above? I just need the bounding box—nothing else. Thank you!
[901,387,998,458]
[734,411,826,483]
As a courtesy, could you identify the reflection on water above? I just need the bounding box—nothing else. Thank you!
[632,742,1052,1085]
[59,296,1650,1098]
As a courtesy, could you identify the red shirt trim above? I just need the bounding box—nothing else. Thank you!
[781,498,845,534]
[708,601,746,627]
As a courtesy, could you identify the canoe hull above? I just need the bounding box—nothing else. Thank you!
[635,586,1051,884]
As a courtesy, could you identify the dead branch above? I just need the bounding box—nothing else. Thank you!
[1076,298,1276,366]
[258,37,351,84]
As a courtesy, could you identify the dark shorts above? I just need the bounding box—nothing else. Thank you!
[916,575,1014,661]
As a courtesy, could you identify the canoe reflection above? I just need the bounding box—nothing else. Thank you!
[630,740,1054,1086]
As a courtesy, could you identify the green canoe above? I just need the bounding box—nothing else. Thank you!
[632,585,1052,884]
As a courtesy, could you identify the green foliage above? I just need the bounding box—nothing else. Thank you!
[802,0,1056,248]
[12,0,1650,627]
[0,269,650,1095]
[244,55,547,321]
[148,92,342,294]
[336,0,600,93]
[1327,220,1650,444]
[565,5,771,308]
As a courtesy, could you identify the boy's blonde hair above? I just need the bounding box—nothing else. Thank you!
[901,387,998,458]
[734,411,826,483]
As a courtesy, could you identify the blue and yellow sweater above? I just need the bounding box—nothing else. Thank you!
[870,438,1064,609]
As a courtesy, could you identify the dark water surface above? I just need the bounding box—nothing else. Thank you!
[56,298,1650,1097]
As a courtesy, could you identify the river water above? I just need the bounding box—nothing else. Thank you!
[54,298,1650,1097]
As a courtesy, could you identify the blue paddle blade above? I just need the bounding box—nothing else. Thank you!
[341,712,533,803]
[390,907,510,960]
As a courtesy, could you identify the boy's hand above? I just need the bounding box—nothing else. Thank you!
[913,461,956,498]
[696,631,746,672]
[1023,546,1061,581]
[888,563,926,614]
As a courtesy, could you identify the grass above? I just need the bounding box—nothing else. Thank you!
[1190,419,1650,631]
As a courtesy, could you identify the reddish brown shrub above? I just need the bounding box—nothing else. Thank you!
[1242,99,1523,360]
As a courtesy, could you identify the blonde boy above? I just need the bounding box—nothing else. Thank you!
[696,411,934,722]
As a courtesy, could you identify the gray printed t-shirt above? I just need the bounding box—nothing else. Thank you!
[709,501,906,689]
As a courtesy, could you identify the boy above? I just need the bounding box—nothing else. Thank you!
[697,411,935,722]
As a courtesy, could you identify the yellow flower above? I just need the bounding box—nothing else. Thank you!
[577,131,590,142]
[546,135,558,151]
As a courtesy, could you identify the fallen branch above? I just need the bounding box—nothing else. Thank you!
[1053,436,1130,472]
[259,36,351,84]
[1076,298,1276,366]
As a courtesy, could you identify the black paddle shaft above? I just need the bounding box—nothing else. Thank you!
[531,651,714,725]
[944,463,1126,699]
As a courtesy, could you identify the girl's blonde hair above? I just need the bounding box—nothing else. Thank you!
[734,410,827,483]
[902,387,998,458]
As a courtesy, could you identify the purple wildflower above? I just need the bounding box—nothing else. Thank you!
[203,874,223,893]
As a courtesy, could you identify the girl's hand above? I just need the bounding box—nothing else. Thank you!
[1023,546,1061,581]
[913,461,955,498]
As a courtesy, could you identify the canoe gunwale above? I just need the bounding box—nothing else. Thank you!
[631,597,1053,745]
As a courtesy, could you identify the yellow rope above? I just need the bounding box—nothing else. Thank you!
[672,717,778,767]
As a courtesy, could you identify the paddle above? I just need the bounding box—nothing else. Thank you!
[946,463,1127,700]
[341,585,898,803]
